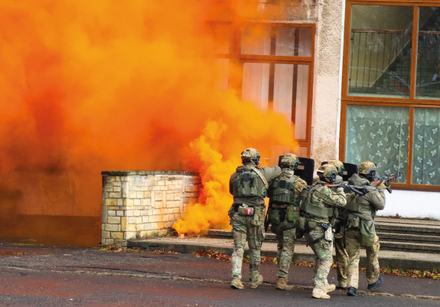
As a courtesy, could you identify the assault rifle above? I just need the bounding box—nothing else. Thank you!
[325,183,378,196]
[371,172,401,194]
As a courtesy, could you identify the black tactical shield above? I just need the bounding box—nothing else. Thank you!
[343,162,358,181]
[321,161,358,182]
[280,155,314,185]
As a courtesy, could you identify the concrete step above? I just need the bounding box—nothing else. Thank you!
[379,232,440,244]
[206,217,440,254]
[380,241,440,254]
[376,222,440,236]
[127,236,440,271]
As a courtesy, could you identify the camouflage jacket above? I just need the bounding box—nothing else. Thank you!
[268,168,308,208]
[346,173,385,221]
[303,180,347,223]
[229,162,281,207]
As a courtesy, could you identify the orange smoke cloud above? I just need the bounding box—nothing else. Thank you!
[173,101,297,234]
[0,0,297,243]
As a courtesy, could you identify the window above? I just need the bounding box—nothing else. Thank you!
[342,2,440,189]
[209,22,315,157]
[345,105,409,181]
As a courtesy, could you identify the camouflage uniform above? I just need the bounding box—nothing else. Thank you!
[345,172,385,291]
[298,164,346,298]
[268,168,307,279]
[303,181,346,290]
[229,158,281,286]
[327,160,349,289]
[333,207,349,288]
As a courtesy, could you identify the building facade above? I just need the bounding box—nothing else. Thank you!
[212,0,440,219]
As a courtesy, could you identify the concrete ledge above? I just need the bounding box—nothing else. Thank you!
[101,170,199,176]
[128,237,440,271]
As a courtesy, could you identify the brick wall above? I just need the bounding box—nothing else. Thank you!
[101,171,201,246]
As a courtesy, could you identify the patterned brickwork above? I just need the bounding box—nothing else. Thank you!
[101,171,200,246]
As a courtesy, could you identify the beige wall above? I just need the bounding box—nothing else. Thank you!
[101,171,200,246]
[310,0,344,166]
[253,0,344,168]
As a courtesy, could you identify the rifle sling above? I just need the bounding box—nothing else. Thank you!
[250,166,268,189]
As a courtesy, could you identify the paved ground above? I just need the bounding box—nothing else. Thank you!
[0,242,439,306]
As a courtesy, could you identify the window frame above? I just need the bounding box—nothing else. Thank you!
[209,21,315,157]
[340,1,440,191]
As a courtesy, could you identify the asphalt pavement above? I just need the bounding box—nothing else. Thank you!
[0,241,439,306]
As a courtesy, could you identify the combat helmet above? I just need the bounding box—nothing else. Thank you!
[358,161,377,181]
[241,148,260,165]
[280,153,300,170]
[328,160,345,176]
[317,164,338,183]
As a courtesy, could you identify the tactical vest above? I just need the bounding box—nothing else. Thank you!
[232,167,268,198]
[345,194,373,214]
[301,182,334,219]
[270,175,297,206]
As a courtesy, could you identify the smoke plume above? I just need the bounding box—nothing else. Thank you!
[0,0,297,242]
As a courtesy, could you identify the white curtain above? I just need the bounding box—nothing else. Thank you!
[345,105,408,182]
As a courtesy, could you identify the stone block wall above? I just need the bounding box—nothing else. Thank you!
[101,171,201,246]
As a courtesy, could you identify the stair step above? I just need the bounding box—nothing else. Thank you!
[378,232,440,244]
[206,225,440,254]
[380,241,440,254]
[375,217,440,226]
[376,224,440,236]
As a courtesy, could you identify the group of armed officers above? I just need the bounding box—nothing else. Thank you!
[228,148,391,299]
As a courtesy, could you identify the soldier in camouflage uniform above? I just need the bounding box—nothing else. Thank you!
[327,160,349,289]
[298,164,346,299]
[345,161,386,296]
[228,148,281,290]
[267,153,308,290]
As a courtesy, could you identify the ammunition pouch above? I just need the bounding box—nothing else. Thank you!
[286,205,300,223]
[295,217,319,239]
[268,208,281,225]
[251,206,265,227]
[270,176,296,205]
[238,205,254,216]
[303,202,334,219]
[360,219,376,247]
[268,205,300,226]
[232,168,267,198]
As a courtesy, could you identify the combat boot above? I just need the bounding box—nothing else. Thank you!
[249,274,263,289]
[347,287,357,296]
[276,277,293,290]
[312,287,330,299]
[230,278,244,290]
[368,276,384,290]
[324,283,336,293]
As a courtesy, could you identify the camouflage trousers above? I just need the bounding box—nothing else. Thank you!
[271,221,296,278]
[345,228,380,289]
[230,210,265,282]
[334,230,348,287]
[304,223,333,289]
